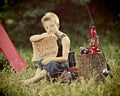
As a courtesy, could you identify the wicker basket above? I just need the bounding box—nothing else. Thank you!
[77,54,107,79]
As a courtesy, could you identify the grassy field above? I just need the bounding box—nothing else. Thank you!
[0,44,120,96]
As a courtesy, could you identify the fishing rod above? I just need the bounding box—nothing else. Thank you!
[84,3,113,78]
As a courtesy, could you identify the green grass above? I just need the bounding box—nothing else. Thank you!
[0,44,120,96]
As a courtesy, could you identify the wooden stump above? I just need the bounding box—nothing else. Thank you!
[77,54,107,79]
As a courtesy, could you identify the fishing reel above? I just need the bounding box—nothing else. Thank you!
[102,64,113,79]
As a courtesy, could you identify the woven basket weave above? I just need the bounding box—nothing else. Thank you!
[77,54,107,79]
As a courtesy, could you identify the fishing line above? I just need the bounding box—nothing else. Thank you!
[85,3,94,26]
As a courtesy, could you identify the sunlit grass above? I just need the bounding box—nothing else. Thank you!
[0,44,120,96]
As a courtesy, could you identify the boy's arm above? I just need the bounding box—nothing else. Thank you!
[30,33,49,42]
[41,36,70,65]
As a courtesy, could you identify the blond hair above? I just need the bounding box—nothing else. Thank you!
[41,12,59,25]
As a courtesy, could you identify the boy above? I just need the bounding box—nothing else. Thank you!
[21,12,70,86]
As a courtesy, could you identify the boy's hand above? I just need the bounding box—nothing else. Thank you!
[48,34,57,40]
[42,57,54,65]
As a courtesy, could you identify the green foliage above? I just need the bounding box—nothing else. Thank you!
[0,1,120,95]
[0,0,119,48]
[70,0,90,4]
[0,44,120,96]
[0,0,93,47]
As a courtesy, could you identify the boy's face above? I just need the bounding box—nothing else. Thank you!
[43,20,59,35]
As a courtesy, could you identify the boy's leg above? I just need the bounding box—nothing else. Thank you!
[21,68,47,86]
[35,68,42,75]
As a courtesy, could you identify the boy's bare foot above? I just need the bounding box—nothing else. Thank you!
[21,80,31,86]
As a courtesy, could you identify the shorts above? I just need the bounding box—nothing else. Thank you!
[35,59,68,77]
